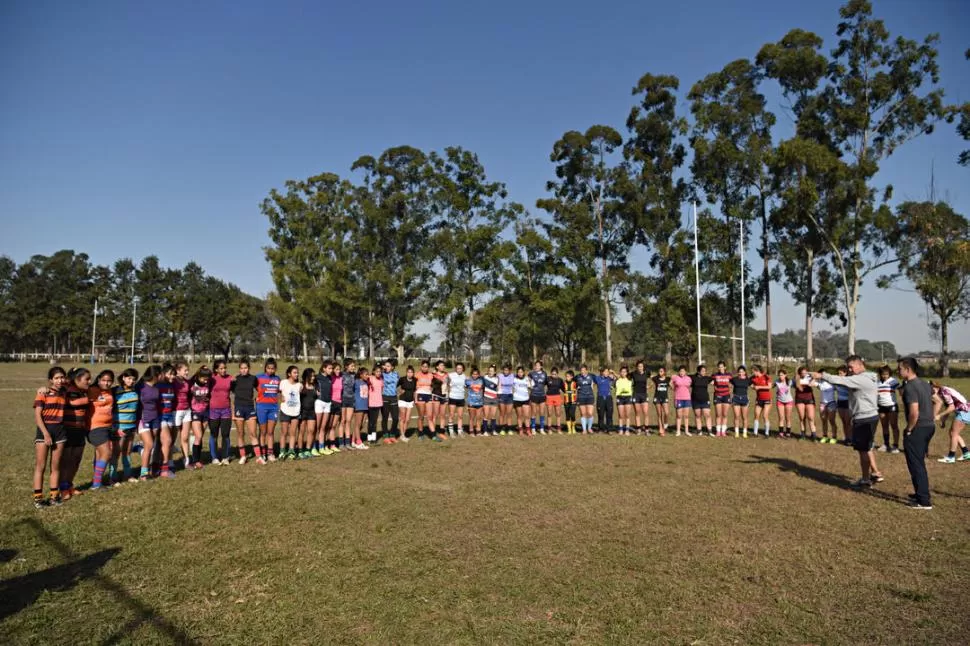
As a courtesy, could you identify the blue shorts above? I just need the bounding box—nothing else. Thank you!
[498,394,513,405]
[235,405,257,421]
[957,410,970,425]
[577,396,595,406]
[732,396,749,407]
[256,405,278,425]
[160,413,175,427]
[715,395,731,405]
[675,400,692,410]
[138,418,161,433]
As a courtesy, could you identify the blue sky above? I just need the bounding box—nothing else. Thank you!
[1,0,968,353]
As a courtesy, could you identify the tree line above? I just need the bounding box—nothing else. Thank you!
[0,251,270,361]
[263,1,970,374]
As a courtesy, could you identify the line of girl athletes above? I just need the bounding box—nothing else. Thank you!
[30,357,970,507]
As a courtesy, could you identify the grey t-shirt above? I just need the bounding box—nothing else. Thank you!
[820,371,878,421]
[901,378,934,427]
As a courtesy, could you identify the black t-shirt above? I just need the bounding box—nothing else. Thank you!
[901,378,934,427]
[399,376,417,403]
[300,388,316,414]
[691,375,713,403]
[632,371,649,396]
[232,374,258,408]
[652,376,670,395]
[730,377,751,397]
[546,376,564,395]
[315,374,332,402]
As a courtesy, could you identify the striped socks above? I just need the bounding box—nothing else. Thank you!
[92,460,107,489]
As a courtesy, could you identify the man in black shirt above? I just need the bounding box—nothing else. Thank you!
[691,365,714,436]
[898,357,935,510]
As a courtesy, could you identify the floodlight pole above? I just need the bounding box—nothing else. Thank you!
[693,201,702,365]
[130,297,138,365]
[90,298,98,365]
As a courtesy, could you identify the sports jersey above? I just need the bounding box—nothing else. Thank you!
[367,375,383,407]
[279,380,302,416]
[113,386,139,430]
[729,377,751,397]
[466,378,485,406]
[87,386,114,429]
[256,374,281,405]
[448,372,466,399]
[498,373,515,395]
[817,380,836,405]
[331,374,343,401]
[877,377,900,407]
[512,377,531,402]
[576,374,595,399]
[300,388,316,415]
[432,372,448,396]
[173,377,191,410]
[751,375,772,403]
[416,371,434,395]
[138,382,160,423]
[528,370,547,398]
[210,374,233,409]
[232,374,258,408]
[63,384,90,430]
[671,375,692,400]
[653,375,670,398]
[157,381,176,415]
[835,383,850,403]
[546,376,564,395]
[939,386,970,413]
[593,375,614,399]
[190,380,212,413]
[563,379,577,403]
[795,376,815,403]
[34,387,66,426]
[315,373,332,402]
[632,371,649,397]
[483,375,498,401]
[615,377,633,397]
[713,372,732,398]
[382,371,399,397]
[691,375,712,403]
[775,380,793,404]
[399,376,417,402]
[353,379,369,410]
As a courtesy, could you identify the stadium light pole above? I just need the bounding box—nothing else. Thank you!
[90,298,98,365]
[130,296,138,365]
[692,201,702,365]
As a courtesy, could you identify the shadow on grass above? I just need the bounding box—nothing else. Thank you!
[8,517,198,645]
[743,455,908,504]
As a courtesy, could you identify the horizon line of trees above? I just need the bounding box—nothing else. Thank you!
[264,0,970,376]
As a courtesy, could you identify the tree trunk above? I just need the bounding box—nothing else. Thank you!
[301,335,308,363]
[367,310,374,360]
[761,194,772,366]
[342,326,348,362]
[396,344,405,365]
[581,347,587,366]
[941,319,950,378]
[665,340,673,369]
[805,248,814,364]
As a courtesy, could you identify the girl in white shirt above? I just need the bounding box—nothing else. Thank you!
[512,367,532,435]
[876,366,901,453]
[813,377,838,444]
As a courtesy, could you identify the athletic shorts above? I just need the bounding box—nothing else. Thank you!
[837,401,849,410]
[795,397,815,405]
[821,401,836,412]
[314,400,332,415]
[499,394,513,405]
[469,403,483,410]
[279,411,299,423]
[956,410,970,424]
[417,393,432,403]
[617,396,633,406]
[432,394,447,404]
[256,405,278,425]
[691,401,710,410]
[513,400,529,408]
[756,399,771,408]
[65,428,87,447]
[114,425,136,439]
[732,396,749,406]
[776,401,794,408]
[398,400,414,409]
[634,394,648,404]
[341,398,355,409]
[331,402,342,416]
[210,407,232,421]
[577,396,594,406]
[484,398,498,407]
[675,400,692,410]
[448,398,465,407]
[175,409,192,427]
[88,426,111,447]
[546,395,563,407]
[160,413,175,427]
[35,424,66,444]
[234,405,257,420]
[715,395,731,405]
[191,410,209,423]
[653,396,668,405]
[851,416,878,452]
[300,409,316,422]
[878,404,897,414]
[138,418,161,433]
[354,405,368,414]
[530,395,546,404]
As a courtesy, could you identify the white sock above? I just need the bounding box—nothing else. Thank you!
[754,421,760,434]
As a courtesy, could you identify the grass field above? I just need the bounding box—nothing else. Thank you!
[1,363,969,645]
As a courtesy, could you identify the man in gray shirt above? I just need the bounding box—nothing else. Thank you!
[813,355,884,487]
[898,357,935,509]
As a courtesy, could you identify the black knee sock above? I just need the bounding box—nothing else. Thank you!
[220,420,232,459]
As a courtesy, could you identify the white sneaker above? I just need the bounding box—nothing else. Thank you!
[221,458,230,466]
[877,445,888,452]
[238,456,247,465]
[211,458,222,466]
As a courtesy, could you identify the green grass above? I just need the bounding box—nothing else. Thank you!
[2,363,969,645]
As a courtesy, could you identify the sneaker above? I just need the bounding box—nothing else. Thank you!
[938,456,956,464]
[432,436,443,443]
[267,454,277,463]
[192,462,204,470]
[138,475,149,482]
[398,436,410,443]
[302,451,312,459]
[321,447,334,456]
[908,502,933,510]
[851,478,872,488]
[958,453,970,462]
[50,495,63,506]
[742,430,748,439]
[160,470,176,479]
[212,458,222,465]
[876,445,888,453]
[330,446,341,453]
[310,448,320,457]
[870,473,885,484]
[33,498,48,509]
[890,446,901,454]
[255,457,267,465]
[238,456,248,465]
[221,457,230,466]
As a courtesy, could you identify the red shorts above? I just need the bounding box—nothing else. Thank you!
[546,395,563,407]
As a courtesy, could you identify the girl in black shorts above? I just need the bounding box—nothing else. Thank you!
[299,368,317,459]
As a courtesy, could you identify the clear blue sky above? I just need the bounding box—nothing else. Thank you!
[2,0,968,354]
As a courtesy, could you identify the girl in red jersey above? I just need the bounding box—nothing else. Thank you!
[59,368,92,500]
[33,367,67,507]
[795,367,818,441]
[173,362,194,468]
[750,365,772,437]
[208,360,234,465]
[712,361,733,437]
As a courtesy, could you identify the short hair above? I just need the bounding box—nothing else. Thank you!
[897,357,920,376]
[846,354,863,364]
